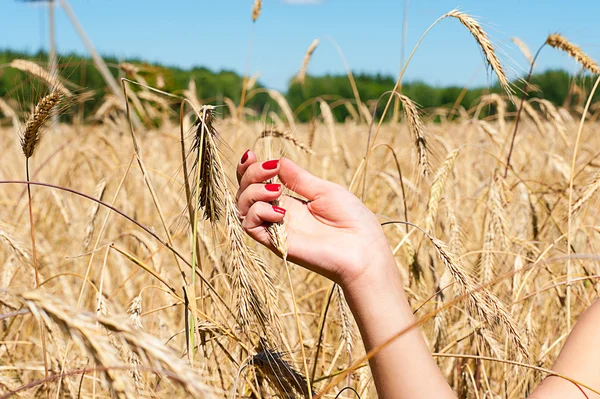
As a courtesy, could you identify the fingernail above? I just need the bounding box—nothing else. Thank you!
[262,159,279,170]
[265,184,280,192]
[272,205,286,215]
[240,149,250,164]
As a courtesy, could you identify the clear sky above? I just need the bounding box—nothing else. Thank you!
[1,0,600,91]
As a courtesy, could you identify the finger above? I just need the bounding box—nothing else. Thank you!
[237,183,282,216]
[242,202,286,234]
[237,149,256,184]
[278,157,330,200]
[238,159,281,194]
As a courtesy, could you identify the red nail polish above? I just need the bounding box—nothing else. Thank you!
[265,184,280,192]
[272,205,286,215]
[241,150,250,164]
[262,159,279,170]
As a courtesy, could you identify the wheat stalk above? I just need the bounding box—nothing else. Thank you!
[190,106,225,223]
[83,180,107,249]
[445,10,512,96]
[400,95,430,177]
[429,237,529,359]
[0,222,31,267]
[252,0,262,22]
[522,101,546,136]
[546,33,600,74]
[335,285,354,360]
[297,39,319,85]
[0,97,22,133]
[9,59,72,97]
[479,172,510,284]
[571,170,600,214]
[15,289,213,398]
[268,89,297,130]
[251,347,315,399]
[21,92,62,158]
[318,99,338,159]
[424,149,460,233]
[511,37,534,65]
[259,129,314,154]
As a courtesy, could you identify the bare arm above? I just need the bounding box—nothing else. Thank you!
[235,152,456,399]
[341,251,456,399]
[528,300,600,399]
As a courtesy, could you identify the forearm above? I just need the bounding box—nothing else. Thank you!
[528,300,600,398]
[342,251,456,399]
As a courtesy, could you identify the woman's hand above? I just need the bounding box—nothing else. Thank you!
[236,150,458,399]
[236,150,393,287]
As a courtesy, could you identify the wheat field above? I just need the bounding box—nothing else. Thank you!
[2,8,600,399]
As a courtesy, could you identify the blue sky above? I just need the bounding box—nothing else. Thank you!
[2,0,600,91]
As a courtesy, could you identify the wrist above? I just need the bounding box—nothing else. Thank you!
[339,245,399,298]
[337,229,397,287]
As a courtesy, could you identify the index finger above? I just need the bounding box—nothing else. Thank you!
[237,149,256,184]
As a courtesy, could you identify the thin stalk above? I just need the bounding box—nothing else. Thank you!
[188,107,210,365]
[25,161,39,288]
[25,159,48,387]
[310,282,336,383]
[0,180,233,316]
[503,44,545,178]
[283,258,312,397]
[323,36,364,123]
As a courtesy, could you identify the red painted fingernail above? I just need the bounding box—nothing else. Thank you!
[240,150,250,164]
[262,159,279,170]
[272,206,286,215]
[265,184,280,192]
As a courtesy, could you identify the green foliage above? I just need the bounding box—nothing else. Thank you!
[0,49,594,123]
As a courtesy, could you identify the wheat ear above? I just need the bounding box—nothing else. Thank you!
[424,149,460,233]
[399,95,430,177]
[297,39,319,85]
[259,129,314,154]
[546,33,600,74]
[445,10,512,96]
[21,92,62,158]
[252,0,262,22]
[429,237,529,359]
[511,37,534,64]
[9,59,72,97]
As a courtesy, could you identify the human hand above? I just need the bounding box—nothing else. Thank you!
[236,150,394,287]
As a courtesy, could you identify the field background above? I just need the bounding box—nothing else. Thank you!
[2,5,600,399]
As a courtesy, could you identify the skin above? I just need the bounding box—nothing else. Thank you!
[236,151,600,399]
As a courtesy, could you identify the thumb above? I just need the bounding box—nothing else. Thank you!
[278,157,329,200]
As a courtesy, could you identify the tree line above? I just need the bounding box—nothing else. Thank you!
[0,49,595,123]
